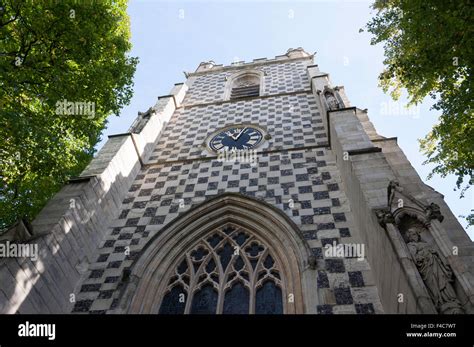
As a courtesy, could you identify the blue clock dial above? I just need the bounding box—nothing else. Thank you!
[209,126,263,151]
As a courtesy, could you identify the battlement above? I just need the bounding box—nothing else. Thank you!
[188,47,314,76]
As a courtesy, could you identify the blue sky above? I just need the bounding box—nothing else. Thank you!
[97,0,473,239]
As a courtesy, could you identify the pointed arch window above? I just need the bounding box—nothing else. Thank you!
[158,223,284,314]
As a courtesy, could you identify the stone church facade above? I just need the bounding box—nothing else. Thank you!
[1,48,473,314]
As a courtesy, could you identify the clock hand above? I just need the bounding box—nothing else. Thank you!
[224,129,238,140]
[234,127,247,141]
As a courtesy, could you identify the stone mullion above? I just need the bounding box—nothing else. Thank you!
[250,248,268,314]
[183,252,195,314]
[215,253,227,315]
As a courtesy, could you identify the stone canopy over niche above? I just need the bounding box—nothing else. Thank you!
[376,181,474,314]
[322,86,344,111]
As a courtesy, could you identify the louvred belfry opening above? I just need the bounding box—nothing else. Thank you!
[230,74,260,99]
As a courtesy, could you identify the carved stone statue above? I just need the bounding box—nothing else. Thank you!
[130,107,155,133]
[324,91,340,110]
[404,226,463,314]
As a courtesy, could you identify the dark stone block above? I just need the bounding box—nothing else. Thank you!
[150,216,166,225]
[355,303,375,314]
[296,174,309,181]
[321,237,339,248]
[317,305,333,314]
[80,284,101,292]
[98,290,114,299]
[227,180,239,188]
[314,207,331,215]
[316,161,326,167]
[128,184,140,192]
[325,259,345,273]
[107,261,122,269]
[311,247,323,258]
[144,207,157,217]
[118,233,133,240]
[318,222,335,230]
[165,187,177,195]
[322,172,331,180]
[339,228,351,237]
[333,213,346,222]
[118,210,130,219]
[317,271,330,288]
[348,271,365,287]
[313,191,330,200]
[97,254,109,262]
[160,198,172,206]
[207,182,218,190]
[312,177,324,185]
[298,186,312,194]
[125,218,139,227]
[249,178,258,186]
[138,188,153,197]
[89,270,104,279]
[113,246,126,253]
[103,240,115,248]
[197,177,208,184]
[72,300,94,313]
[105,276,120,284]
[334,287,353,305]
[132,201,147,209]
[268,177,279,184]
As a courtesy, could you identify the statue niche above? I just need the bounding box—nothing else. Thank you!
[402,222,463,314]
[323,90,341,110]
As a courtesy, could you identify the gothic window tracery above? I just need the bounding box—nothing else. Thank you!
[158,223,284,314]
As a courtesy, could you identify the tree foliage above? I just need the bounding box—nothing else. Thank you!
[0,0,138,230]
[366,0,473,226]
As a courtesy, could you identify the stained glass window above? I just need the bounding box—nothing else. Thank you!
[158,223,284,314]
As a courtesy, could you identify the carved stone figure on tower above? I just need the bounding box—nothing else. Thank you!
[405,226,464,314]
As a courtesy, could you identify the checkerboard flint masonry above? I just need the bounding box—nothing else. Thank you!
[1,48,473,314]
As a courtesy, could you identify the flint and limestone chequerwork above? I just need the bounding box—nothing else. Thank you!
[1,48,473,314]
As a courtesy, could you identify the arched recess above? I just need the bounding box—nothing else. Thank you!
[117,193,316,314]
[377,180,473,313]
[223,70,265,100]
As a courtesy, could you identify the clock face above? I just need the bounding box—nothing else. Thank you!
[209,126,264,151]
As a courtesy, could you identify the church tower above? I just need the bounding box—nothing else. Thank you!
[1,48,473,314]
